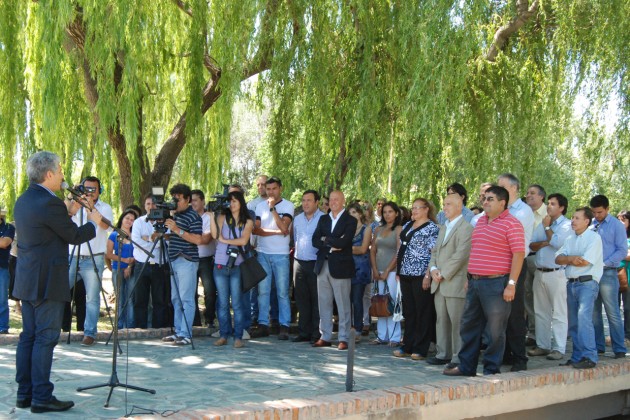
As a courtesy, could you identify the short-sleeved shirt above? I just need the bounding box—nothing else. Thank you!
[168,206,202,262]
[468,210,526,276]
[108,231,134,271]
[556,228,603,281]
[255,198,294,255]
[70,199,114,255]
[197,212,216,258]
[0,221,16,268]
[293,209,324,261]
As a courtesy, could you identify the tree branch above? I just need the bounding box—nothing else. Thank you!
[485,0,539,62]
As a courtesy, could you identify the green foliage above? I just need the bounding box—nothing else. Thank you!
[1,0,629,218]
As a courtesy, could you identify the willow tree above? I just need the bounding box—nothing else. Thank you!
[261,0,630,206]
[1,0,629,212]
[1,0,285,209]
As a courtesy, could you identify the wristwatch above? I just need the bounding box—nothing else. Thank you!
[179,229,185,236]
[270,207,275,212]
[544,226,551,231]
[508,279,517,286]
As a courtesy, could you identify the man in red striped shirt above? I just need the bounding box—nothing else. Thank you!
[444,185,525,376]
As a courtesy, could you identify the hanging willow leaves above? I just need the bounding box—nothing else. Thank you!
[1,0,628,217]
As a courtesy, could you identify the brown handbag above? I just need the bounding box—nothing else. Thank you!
[619,268,629,293]
[369,281,394,318]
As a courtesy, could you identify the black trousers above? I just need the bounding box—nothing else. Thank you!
[504,264,528,364]
[134,262,171,329]
[293,259,320,339]
[197,256,216,325]
[400,274,435,356]
[62,279,86,332]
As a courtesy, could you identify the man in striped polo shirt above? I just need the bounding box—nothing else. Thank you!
[444,185,525,376]
[163,184,203,346]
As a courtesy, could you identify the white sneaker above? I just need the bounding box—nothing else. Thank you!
[211,330,220,338]
[242,330,251,340]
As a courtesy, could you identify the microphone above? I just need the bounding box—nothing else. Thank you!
[62,181,83,198]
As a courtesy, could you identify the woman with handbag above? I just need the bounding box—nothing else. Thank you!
[348,202,372,342]
[369,201,403,346]
[393,198,439,360]
[210,191,253,348]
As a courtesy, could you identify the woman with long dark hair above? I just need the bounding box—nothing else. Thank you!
[347,202,372,341]
[105,210,137,329]
[393,198,439,360]
[369,201,403,345]
[211,191,253,348]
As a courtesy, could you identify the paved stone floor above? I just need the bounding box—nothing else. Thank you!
[1,328,626,419]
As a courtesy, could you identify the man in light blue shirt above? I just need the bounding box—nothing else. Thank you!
[590,194,628,358]
[527,193,572,360]
[291,190,325,343]
[556,207,603,369]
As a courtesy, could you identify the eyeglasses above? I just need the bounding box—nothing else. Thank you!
[482,196,496,202]
[411,205,428,210]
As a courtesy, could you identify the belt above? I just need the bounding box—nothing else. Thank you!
[77,253,104,260]
[567,275,593,283]
[537,267,562,272]
[604,266,618,271]
[468,273,509,280]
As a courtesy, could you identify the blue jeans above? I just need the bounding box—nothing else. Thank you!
[458,276,511,376]
[214,264,244,339]
[241,290,252,331]
[16,299,65,404]
[593,268,627,354]
[0,267,9,331]
[69,255,105,338]
[568,280,599,362]
[256,253,291,327]
[170,258,199,339]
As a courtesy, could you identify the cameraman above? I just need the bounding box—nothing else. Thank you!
[163,184,203,346]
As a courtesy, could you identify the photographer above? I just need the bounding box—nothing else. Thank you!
[162,184,203,346]
[210,191,253,348]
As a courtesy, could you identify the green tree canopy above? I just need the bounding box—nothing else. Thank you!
[1,0,628,215]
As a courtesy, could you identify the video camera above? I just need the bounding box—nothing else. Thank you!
[206,184,231,213]
[146,186,178,231]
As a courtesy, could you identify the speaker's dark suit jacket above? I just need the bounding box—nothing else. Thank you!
[13,184,96,302]
[312,210,357,279]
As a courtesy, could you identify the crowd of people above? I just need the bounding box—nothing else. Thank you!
[6,151,630,412]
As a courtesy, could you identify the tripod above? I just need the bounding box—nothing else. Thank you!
[77,231,156,407]
[117,224,195,349]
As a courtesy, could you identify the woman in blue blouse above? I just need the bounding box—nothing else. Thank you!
[105,210,137,329]
[393,198,439,360]
[348,203,372,342]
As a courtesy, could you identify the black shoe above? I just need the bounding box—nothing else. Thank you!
[559,360,574,367]
[510,361,527,372]
[0,329,9,334]
[573,357,596,369]
[31,396,74,413]
[614,352,627,359]
[16,398,31,409]
[249,325,270,338]
[426,357,451,365]
[278,326,289,340]
[292,335,310,343]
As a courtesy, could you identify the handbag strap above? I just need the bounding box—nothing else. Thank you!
[227,218,248,256]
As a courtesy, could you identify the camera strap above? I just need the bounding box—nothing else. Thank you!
[227,218,249,256]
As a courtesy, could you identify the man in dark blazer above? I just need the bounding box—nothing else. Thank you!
[312,190,357,350]
[13,151,101,413]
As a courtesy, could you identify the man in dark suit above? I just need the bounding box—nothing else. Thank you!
[13,151,101,413]
[312,190,357,350]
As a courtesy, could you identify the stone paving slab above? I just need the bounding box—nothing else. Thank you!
[0,329,626,419]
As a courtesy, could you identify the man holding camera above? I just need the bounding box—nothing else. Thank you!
[66,176,113,347]
[131,194,170,329]
[163,184,203,345]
